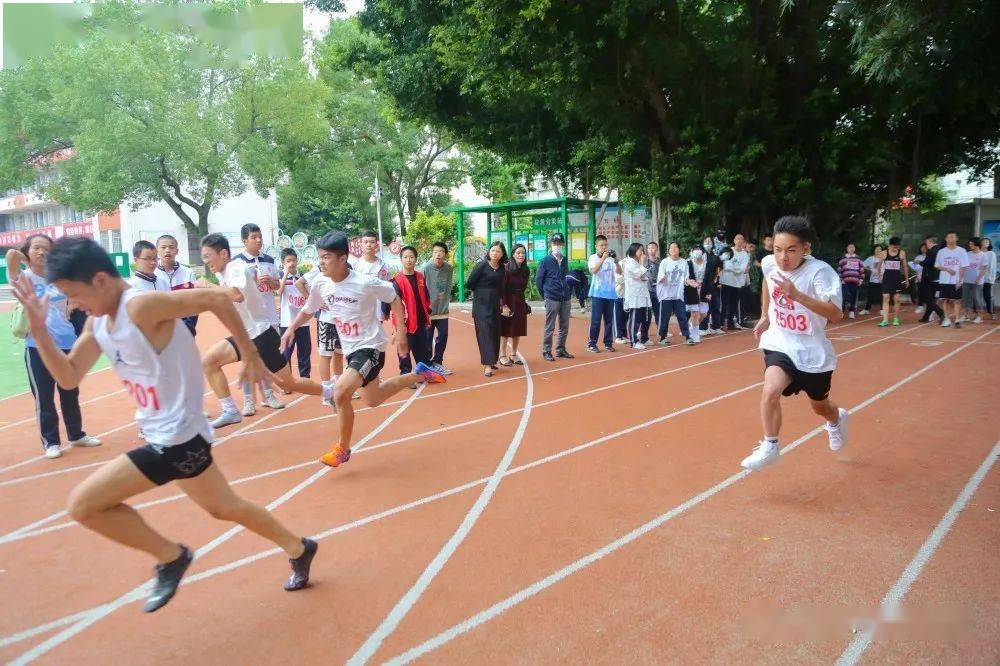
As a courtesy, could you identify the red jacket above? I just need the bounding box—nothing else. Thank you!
[392,270,432,334]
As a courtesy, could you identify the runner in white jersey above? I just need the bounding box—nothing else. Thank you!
[741,216,848,471]
[231,223,284,412]
[11,237,319,614]
[280,230,445,468]
[297,261,347,405]
[200,233,334,428]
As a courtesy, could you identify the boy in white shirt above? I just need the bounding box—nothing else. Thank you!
[741,217,847,471]
[933,231,970,328]
[129,241,170,293]
[276,248,311,378]
[280,231,445,468]
[720,235,750,329]
[155,235,199,335]
[961,238,988,323]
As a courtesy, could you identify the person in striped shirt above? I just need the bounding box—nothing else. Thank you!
[837,242,864,319]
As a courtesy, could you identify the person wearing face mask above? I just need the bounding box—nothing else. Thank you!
[712,228,729,256]
[535,233,574,362]
[699,236,724,334]
[685,247,708,344]
[645,242,662,342]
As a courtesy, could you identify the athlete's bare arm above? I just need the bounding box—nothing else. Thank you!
[295,276,309,298]
[754,287,771,340]
[11,274,102,389]
[771,275,842,323]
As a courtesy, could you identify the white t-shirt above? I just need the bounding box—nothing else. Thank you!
[934,246,969,286]
[587,254,618,299]
[218,261,277,339]
[353,255,391,319]
[128,272,170,293]
[302,268,336,323]
[964,251,986,285]
[279,274,308,327]
[302,270,397,356]
[656,257,688,301]
[759,255,841,373]
[621,257,651,309]
[92,288,211,446]
[720,249,750,288]
[234,253,280,325]
[862,256,882,283]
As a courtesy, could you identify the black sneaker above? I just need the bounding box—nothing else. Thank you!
[586,345,600,353]
[543,351,555,361]
[556,350,575,359]
[284,538,318,591]
[954,321,962,328]
[144,545,194,613]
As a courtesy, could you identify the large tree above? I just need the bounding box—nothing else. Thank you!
[0,2,329,239]
[358,0,1000,245]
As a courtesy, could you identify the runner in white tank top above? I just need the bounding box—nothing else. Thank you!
[741,217,849,472]
[10,237,318,614]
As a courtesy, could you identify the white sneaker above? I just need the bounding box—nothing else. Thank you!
[262,391,285,409]
[973,316,982,324]
[957,315,967,323]
[826,408,849,452]
[741,440,780,471]
[711,328,724,335]
[433,363,454,376]
[242,399,257,417]
[941,317,952,327]
[633,342,647,350]
[210,410,243,429]
[733,322,746,330]
[929,312,939,322]
[849,311,856,319]
[859,309,869,315]
[69,435,102,448]
[44,444,63,459]
[914,306,925,314]
[614,337,630,345]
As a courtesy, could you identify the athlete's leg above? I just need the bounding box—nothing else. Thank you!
[177,463,304,557]
[334,370,365,448]
[358,370,422,408]
[880,293,891,322]
[809,397,840,424]
[67,455,180,563]
[203,339,239,399]
[333,350,344,376]
[760,365,792,440]
[270,364,324,396]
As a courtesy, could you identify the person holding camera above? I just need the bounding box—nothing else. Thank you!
[586,234,623,353]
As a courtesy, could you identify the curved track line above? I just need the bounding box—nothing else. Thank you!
[384,326,997,663]
[348,356,535,665]
[7,385,426,665]
[0,322,923,649]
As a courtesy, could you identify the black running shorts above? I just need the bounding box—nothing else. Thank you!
[346,347,385,387]
[317,320,342,354]
[937,284,961,300]
[127,434,213,486]
[763,350,833,402]
[226,326,287,373]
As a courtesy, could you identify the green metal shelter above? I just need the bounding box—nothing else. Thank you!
[451,197,598,301]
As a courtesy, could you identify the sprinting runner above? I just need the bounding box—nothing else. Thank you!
[155,235,199,336]
[232,224,284,413]
[200,234,330,427]
[11,237,318,612]
[741,216,847,471]
[877,236,908,327]
[933,231,969,328]
[280,230,445,468]
[297,262,346,405]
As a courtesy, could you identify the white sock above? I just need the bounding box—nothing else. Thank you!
[240,380,253,397]
[765,436,778,445]
[263,388,276,399]
[220,396,237,412]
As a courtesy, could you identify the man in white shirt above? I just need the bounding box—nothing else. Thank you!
[353,229,391,321]
[961,237,988,323]
[860,246,883,315]
[199,234,331,428]
[586,234,622,352]
[720,234,750,329]
[232,223,283,412]
[933,231,970,328]
[280,230,445,468]
[155,235,199,335]
[742,217,847,471]
[129,241,170,293]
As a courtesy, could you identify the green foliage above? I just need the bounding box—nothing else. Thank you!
[0,1,329,236]
[404,208,470,259]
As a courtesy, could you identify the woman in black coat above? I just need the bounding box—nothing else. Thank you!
[500,243,530,366]
[465,241,510,377]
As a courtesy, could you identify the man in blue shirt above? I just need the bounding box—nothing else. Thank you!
[534,233,574,361]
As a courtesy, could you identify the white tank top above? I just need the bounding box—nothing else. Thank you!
[93,288,212,446]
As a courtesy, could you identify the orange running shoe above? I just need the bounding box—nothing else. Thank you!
[320,444,351,468]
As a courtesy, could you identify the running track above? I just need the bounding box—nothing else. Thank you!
[0,309,997,664]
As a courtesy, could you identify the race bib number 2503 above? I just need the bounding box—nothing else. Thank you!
[773,310,812,335]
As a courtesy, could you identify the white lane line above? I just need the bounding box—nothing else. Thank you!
[384,326,997,664]
[0,321,919,650]
[0,380,241,474]
[835,439,1000,666]
[349,356,534,664]
[7,385,426,665]
[0,316,879,485]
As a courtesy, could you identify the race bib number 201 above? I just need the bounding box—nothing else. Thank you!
[122,379,161,411]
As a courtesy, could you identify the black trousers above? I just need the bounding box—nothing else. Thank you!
[864,282,881,310]
[279,325,312,378]
[918,281,944,322]
[430,318,449,364]
[25,346,85,449]
[398,325,431,374]
[841,283,859,313]
[722,285,740,327]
